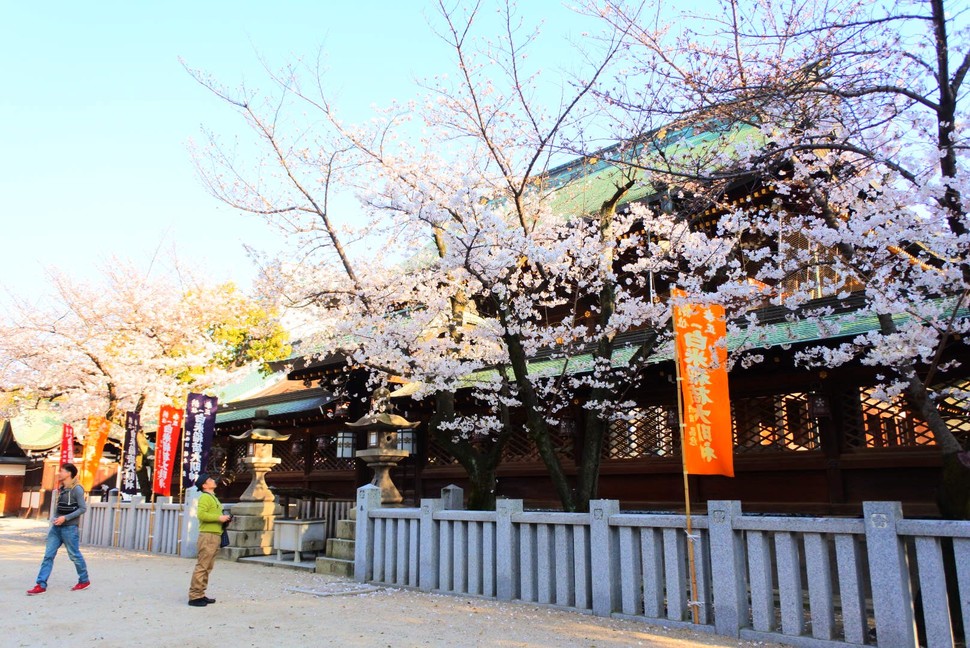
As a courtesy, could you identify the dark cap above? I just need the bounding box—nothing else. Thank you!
[195,472,216,488]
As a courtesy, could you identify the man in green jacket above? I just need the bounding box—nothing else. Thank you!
[187,472,230,607]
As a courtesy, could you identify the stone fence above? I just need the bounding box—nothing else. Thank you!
[354,484,970,648]
[80,493,356,560]
[80,492,200,558]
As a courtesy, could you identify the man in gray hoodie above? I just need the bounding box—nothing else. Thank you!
[27,463,90,595]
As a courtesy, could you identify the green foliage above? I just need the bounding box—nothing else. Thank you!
[208,283,291,373]
[174,283,291,385]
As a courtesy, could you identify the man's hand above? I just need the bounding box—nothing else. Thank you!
[219,514,231,523]
[53,516,65,526]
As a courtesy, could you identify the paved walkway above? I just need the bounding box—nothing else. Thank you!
[2,517,782,647]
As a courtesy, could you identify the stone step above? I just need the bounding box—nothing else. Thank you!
[326,537,356,561]
[346,507,357,521]
[221,545,273,562]
[315,556,354,578]
[335,519,356,540]
[239,554,316,572]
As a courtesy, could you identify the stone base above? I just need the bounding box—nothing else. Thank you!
[229,515,275,532]
[221,545,274,562]
[231,501,283,517]
[227,528,275,547]
[226,501,282,561]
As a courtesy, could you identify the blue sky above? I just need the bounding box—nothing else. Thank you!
[0,2,656,301]
[0,2,432,299]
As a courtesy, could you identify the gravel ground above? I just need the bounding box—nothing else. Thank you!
[2,517,785,648]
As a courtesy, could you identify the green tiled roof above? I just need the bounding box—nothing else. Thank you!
[7,410,63,451]
[547,121,763,218]
[213,369,290,404]
[215,393,335,425]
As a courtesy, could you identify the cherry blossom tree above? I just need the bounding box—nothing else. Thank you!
[189,0,718,511]
[0,261,290,433]
[596,0,970,517]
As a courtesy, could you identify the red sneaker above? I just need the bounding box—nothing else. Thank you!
[71,581,90,591]
[26,585,46,596]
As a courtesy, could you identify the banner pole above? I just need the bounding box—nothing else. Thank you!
[175,414,186,556]
[80,421,89,494]
[112,437,125,549]
[147,490,157,553]
[178,414,186,502]
[674,329,701,625]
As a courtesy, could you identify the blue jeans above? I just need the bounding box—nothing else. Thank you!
[36,524,88,588]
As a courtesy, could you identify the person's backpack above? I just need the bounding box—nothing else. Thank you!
[55,486,80,516]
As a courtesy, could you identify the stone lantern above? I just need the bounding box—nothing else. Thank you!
[222,410,291,560]
[346,387,418,505]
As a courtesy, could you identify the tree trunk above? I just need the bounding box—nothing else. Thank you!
[879,314,970,519]
[940,452,970,520]
[464,460,499,511]
[502,328,578,511]
[427,390,509,511]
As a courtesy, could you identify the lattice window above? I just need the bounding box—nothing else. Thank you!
[604,405,679,459]
[732,392,821,452]
[273,441,305,473]
[501,421,574,463]
[426,421,571,466]
[843,380,970,450]
[426,435,460,467]
[206,445,228,473]
[229,443,248,476]
[936,382,970,449]
[312,435,355,471]
[501,425,540,463]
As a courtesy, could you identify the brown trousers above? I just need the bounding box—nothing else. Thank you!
[188,532,221,600]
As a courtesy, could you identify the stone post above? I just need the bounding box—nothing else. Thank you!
[355,485,381,583]
[496,499,523,601]
[180,488,201,558]
[152,496,173,554]
[589,499,620,617]
[105,491,119,547]
[863,501,918,648]
[419,497,445,591]
[440,484,464,510]
[121,494,144,550]
[708,500,746,637]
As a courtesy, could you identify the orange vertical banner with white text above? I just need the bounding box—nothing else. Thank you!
[80,416,111,491]
[672,290,734,477]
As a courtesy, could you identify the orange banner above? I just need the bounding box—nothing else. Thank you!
[672,290,734,477]
[80,416,111,491]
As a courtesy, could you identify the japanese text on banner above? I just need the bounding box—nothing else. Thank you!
[153,405,183,496]
[672,290,734,477]
[182,393,218,489]
[59,424,74,466]
[120,412,141,496]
